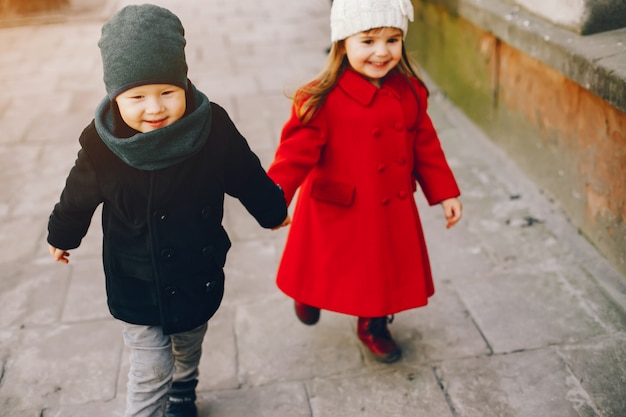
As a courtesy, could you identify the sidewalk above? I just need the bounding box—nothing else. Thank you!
[0,0,625,416]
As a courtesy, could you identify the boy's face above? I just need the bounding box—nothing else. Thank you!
[344,27,403,88]
[115,84,186,133]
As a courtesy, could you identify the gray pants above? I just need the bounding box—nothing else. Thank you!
[121,322,208,417]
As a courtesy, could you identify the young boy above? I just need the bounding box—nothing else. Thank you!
[47,4,288,417]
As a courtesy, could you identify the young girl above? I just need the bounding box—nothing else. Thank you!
[47,5,288,417]
[267,0,462,363]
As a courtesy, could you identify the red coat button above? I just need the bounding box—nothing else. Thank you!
[372,128,382,138]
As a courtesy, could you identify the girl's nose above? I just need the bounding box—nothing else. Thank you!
[374,42,389,56]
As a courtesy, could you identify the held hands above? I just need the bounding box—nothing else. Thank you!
[272,214,292,230]
[441,198,462,229]
[49,244,70,264]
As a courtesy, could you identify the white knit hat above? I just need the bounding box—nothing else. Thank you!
[330,0,414,42]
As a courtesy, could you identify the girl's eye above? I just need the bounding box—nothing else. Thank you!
[363,39,373,45]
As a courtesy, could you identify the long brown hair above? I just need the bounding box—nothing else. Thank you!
[293,29,423,124]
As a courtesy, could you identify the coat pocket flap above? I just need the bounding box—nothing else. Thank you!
[310,178,356,206]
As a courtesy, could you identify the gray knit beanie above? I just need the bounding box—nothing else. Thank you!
[98,4,188,99]
[330,0,414,42]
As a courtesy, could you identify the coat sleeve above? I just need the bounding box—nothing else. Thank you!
[411,80,461,205]
[47,139,103,250]
[267,105,327,205]
[215,105,287,229]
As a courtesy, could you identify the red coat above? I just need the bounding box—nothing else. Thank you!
[268,68,460,317]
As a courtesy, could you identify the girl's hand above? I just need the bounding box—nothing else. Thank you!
[49,245,70,264]
[272,214,292,230]
[441,198,462,229]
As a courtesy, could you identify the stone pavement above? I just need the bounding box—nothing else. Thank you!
[1,0,625,416]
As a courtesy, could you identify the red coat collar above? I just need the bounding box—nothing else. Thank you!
[337,68,404,106]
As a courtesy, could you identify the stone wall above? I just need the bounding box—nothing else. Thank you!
[508,0,626,34]
[406,0,626,277]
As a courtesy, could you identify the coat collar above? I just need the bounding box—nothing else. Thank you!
[337,68,404,106]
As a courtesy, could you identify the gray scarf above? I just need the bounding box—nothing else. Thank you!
[94,85,212,170]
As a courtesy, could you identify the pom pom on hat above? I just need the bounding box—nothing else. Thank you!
[98,4,188,99]
[330,0,414,42]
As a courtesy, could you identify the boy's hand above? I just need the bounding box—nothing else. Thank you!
[272,214,291,230]
[49,245,70,264]
[441,198,462,229]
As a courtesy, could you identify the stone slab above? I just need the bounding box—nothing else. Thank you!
[0,320,122,412]
[437,349,598,416]
[198,382,311,417]
[558,335,626,417]
[454,270,611,353]
[235,295,362,387]
[308,366,453,417]
[0,262,69,328]
[510,0,626,34]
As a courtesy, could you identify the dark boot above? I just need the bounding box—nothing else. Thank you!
[357,316,401,363]
[294,301,320,325]
[165,379,198,417]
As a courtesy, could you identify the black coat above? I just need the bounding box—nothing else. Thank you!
[48,103,287,334]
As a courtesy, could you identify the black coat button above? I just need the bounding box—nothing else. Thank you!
[153,210,167,221]
[165,286,177,296]
[201,206,211,219]
[202,246,214,257]
[160,248,174,259]
[205,281,216,292]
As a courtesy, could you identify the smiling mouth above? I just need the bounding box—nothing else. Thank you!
[145,118,167,125]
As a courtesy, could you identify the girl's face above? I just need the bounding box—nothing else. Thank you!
[344,27,403,88]
[115,84,186,133]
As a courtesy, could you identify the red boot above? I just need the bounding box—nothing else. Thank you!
[357,316,401,363]
[294,301,320,325]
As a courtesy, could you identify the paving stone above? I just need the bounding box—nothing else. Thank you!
[60,258,110,322]
[198,382,311,417]
[0,262,69,328]
[0,321,122,411]
[392,281,491,364]
[222,239,284,307]
[308,366,453,417]
[558,335,626,417]
[43,397,125,417]
[417,192,496,281]
[198,305,240,392]
[437,349,596,417]
[454,270,609,353]
[236,295,362,387]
